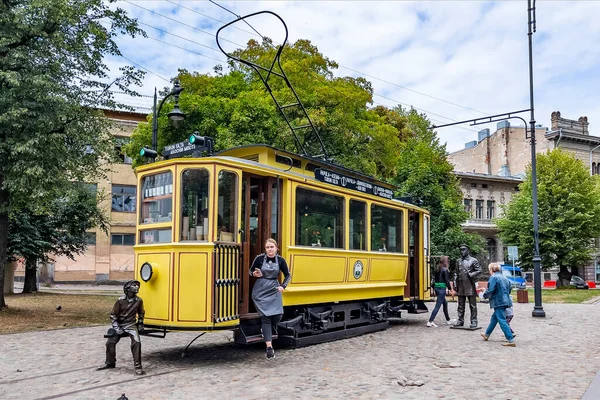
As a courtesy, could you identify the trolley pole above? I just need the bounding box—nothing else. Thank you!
[528,0,545,318]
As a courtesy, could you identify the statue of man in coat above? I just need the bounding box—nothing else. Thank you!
[455,244,481,328]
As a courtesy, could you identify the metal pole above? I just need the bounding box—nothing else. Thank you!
[152,87,158,151]
[528,0,545,318]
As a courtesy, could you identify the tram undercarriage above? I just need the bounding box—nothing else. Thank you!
[234,298,428,347]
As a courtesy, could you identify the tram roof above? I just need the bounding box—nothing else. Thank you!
[136,144,428,212]
[215,144,394,188]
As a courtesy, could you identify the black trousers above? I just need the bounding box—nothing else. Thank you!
[260,314,282,343]
[105,332,142,369]
[457,295,478,325]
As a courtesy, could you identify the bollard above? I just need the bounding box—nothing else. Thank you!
[517,289,528,303]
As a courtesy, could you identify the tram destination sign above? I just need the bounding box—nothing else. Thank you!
[162,140,197,158]
[314,168,394,200]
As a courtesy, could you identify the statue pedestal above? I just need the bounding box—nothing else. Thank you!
[449,325,482,331]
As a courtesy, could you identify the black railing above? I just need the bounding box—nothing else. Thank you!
[213,243,241,323]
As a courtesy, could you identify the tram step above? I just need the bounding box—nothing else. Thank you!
[234,329,278,345]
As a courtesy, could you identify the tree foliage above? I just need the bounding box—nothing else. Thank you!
[0,0,144,308]
[496,149,600,283]
[126,39,403,179]
[392,107,485,262]
[8,184,109,292]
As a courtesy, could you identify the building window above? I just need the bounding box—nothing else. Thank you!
[85,232,96,246]
[470,183,477,188]
[112,185,136,213]
[296,187,344,248]
[464,199,472,215]
[115,137,132,164]
[475,200,484,219]
[543,272,552,281]
[349,200,366,250]
[593,163,596,175]
[487,200,495,219]
[111,234,135,246]
[371,204,403,253]
[486,238,497,262]
[482,184,488,189]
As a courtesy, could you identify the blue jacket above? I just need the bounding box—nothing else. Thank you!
[483,272,513,309]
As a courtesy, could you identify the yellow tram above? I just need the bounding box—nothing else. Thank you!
[135,143,431,346]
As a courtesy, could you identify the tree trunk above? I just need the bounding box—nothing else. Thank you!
[22,257,38,293]
[556,265,572,288]
[0,178,8,309]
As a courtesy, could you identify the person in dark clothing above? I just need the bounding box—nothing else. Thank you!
[427,256,457,327]
[250,238,291,360]
[97,280,145,375]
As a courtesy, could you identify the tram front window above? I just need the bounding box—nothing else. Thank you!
[140,171,173,224]
[296,187,344,249]
[371,205,403,253]
[180,168,210,241]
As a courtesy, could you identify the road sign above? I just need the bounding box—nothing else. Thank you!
[162,140,197,158]
[507,246,519,261]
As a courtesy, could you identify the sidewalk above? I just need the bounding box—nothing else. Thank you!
[12,281,122,296]
[1,302,599,399]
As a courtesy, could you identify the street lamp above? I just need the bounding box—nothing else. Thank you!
[151,80,185,151]
[431,0,545,318]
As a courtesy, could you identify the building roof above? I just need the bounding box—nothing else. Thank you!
[453,171,523,183]
[545,130,600,145]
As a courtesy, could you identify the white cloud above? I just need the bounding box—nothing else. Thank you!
[106,0,600,152]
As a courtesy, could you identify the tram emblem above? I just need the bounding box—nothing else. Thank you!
[353,260,364,279]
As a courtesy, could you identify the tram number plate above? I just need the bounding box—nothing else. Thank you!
[314,168,393,200]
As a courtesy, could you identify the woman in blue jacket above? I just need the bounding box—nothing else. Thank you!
[481,263,516,347]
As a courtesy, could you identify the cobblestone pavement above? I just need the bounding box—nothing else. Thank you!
[1,302,599,400]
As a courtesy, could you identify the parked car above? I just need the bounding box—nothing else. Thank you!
[570,275,589,289]
[500,265,527,290]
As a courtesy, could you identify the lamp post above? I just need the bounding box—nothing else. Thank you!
[151,80,185,151]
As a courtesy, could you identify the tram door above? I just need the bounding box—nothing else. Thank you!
[239,175,280,315]
[406,211,420,298]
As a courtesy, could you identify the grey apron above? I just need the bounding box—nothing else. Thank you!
[252,255,283,317]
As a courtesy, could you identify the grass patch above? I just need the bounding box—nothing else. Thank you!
[0,292,116,334]
[511,288,600,304]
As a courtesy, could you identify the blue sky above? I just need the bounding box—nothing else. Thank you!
[106,1,600,153]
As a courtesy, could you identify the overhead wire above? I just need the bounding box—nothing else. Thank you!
[123,0,482,132]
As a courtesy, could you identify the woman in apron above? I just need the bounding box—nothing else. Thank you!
[250,238,291,360]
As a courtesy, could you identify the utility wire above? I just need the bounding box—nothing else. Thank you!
[136,20,223,55]
[202,0,481,130]
[125,0,481,132]
[119,54,170,82]
[202,0,488,116]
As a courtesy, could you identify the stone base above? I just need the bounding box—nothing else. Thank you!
[450,325,482,331]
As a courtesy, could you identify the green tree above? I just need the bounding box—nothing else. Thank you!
[8,184,109,292]
[126,39,403,179]
[392,107,485,263]
[496,149,600,286]
[0,0,144,308]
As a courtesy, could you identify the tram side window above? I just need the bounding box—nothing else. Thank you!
[218,170,238,242]
[296,187,344,249]
[180,168,210,241]
[371,205,403,253]
[349,200,366,250]
[140,171,173,224]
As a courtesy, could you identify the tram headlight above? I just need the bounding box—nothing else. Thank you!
[140,262,153,282]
